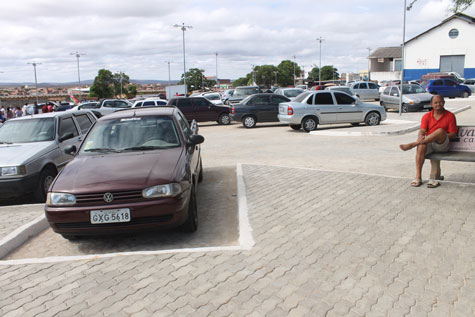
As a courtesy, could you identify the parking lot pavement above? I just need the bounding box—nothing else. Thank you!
[0,205,43,241]
[1,164,475,316]
[3,166,239,260]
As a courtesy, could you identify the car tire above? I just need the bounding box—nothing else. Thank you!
[301,117,318,132]
[34,166,57,202]
[365,112,381,126]
[402,104,409,113]
[290,124,301,131]
[242,115,257,128]
[198,160,203,183]
[462,91,469,98]
[180,185,198,233]
[218,113,231,125]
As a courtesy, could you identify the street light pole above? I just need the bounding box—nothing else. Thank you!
[293,55,296,86]
[367,48,371,81]
[215,52,219,90]
[274,71,278,86]
[70,51,86,101]
[174,23,193,96]
[165,61,171,87]
[27,62,41,104]
[317,37,324,86]
[400,0,409,116]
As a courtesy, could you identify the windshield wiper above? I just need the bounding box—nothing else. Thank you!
[84,147,122,153]
[0,141,13,144]
[121,146,162,151]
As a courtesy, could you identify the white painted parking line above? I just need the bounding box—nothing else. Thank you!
[0,164,255,265]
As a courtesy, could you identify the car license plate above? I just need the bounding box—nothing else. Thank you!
[90,209,131,224]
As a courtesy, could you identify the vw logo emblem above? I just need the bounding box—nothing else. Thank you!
[103,192,114,203]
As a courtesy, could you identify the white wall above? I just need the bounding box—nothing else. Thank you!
[405,18,475,69]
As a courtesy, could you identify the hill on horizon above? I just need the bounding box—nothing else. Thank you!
[0,79,180,88]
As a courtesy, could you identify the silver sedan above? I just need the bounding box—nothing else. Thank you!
[278,91,386,132]
[379,84,433,112]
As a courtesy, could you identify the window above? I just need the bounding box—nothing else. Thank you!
[74,114,93,134]
[143,101,155,107]
[432,80,442,86]
[114,101,130,108]
[103,100,114,108]
[193,98,209,107]
[59,117,79,138]
[449,28,459,39]
[176,112,191,139]
[157,101,167,106]
[358,83,368,89]
[0,118,55,143]
[135,102,143,108]
[272,96,289,104]
[177,98,192,107]
[314,93,334,105]
[368,83,379,89]
[446,80,456,86]
[353,83,360,89]
[306,94,314,105]
[394,59,402,71]
[390,87,399,97]
[383,87,391,95]
[253,96,269,105]
[334,92,355,105]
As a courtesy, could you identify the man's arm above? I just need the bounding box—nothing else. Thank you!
[448,131,457,140]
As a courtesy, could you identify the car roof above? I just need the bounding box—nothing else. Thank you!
[7,110,92,121]
[98,107,176,121]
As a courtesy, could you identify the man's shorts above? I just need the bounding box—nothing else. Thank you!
[426,135,450,154]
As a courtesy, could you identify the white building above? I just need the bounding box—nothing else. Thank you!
[404,12,475,81]
[368,47,402,82]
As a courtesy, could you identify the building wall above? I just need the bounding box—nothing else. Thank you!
[404,18,475,80]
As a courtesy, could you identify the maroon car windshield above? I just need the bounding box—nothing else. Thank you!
[80,116,181,154]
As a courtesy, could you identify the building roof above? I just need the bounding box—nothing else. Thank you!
[369,47,402,59]
[406,12,475,44]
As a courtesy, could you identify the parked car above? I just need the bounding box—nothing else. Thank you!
[426,78,471,98]
[325,86,356,96]
[274,88,304,101]
[222,89,234,104]
[201,92,223,105]
[278,91,386,132]
[230,93,290,128]
[0,111,97,202]
[44,107,204,239]
[167,96,231,125]
[380,84,433,112]
[94,99,132,116]
[349,81,380,101]
[420,73,457,88]
[132,98,168,108]
[463,78,475,93]
[296,85,308,90]
[228,86,260,105]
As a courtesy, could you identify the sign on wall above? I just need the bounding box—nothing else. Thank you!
[449,126,475,152]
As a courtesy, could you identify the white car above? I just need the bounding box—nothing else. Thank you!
[201,92,223,105]
[274,88,304,101]
[132,98,168,108]
[349,81,380,101]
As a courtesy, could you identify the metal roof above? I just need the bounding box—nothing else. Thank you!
[369,47,402,59]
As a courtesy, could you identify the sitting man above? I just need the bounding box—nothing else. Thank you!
[399,94,457,187]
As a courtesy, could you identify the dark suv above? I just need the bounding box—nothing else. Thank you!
[167,97,231,125]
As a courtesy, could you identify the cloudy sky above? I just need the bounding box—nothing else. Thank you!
[0,0,474,83]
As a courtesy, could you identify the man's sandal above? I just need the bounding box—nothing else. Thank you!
[411,179,422,187]
[427,179,440,188]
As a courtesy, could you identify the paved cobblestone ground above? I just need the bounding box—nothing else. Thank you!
[1,165,475,316]
[4,166,238,260]
[0,205,43,240]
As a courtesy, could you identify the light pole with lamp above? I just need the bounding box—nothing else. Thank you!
[0,71,3,108]
[215,52,219,90]
[70,51,86,101]
[317,37,324,85]
[399,0,414,116]
[173,23,193,96]
[27,62,41,104]
[165,61,171,87]
[293,55,296,86]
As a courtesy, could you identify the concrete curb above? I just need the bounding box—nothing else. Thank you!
[310,105,472,137]
[0,215,48,259]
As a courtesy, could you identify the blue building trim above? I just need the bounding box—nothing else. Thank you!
[404,68,475,81]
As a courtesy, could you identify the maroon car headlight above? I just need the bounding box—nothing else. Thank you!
[46,192,77,206]
[142,183,182,198]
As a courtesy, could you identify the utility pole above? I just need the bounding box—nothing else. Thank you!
[367,48,371,81]
[274,71,278,86]
[251,65,255,85]
[27,62,41,104]
[119,72,123,97]
[293,55,296,86]
[215,52,219,90]
[400,0,412,116]
[317,37,324,86]
[174,23,193,96]
[165,61,171,86]
[0,71,3,107]
[70,51,86,101]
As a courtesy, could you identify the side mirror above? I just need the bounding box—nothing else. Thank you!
[64,145,77,155]
[59,132,74,142]
[188,134,205,145]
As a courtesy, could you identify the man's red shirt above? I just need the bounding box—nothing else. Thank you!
[420,109,457,136]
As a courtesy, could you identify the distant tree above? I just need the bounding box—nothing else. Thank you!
[127,84,137,98]
[179,68,208,92]
[254,65,278,88]
[320,66,339,81]
[89,69,114,98]
[277,60,301,87]
[112,72,130,97]
[233,75,252,87]
[308,67,320,82]
[451,0,473,12]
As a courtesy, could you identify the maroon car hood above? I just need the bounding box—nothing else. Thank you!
[53,148,184,193]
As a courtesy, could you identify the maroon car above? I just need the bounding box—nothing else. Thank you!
[45,107,204,240]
